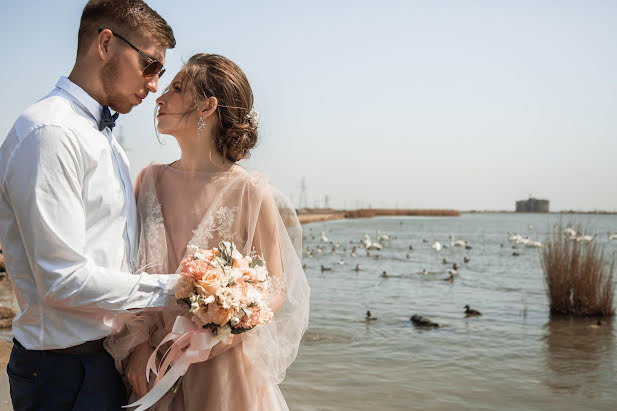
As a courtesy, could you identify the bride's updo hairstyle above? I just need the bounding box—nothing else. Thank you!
[182,53,258,162]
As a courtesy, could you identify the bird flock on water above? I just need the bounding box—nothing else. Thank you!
[303,224,617,329]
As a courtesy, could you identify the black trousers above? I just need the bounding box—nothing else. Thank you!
[7,338,126,411]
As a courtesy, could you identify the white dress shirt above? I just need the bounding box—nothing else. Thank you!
[0,77,178,350]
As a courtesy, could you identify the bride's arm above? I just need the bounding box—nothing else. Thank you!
[206,185,285,360]
[252,188,286,314]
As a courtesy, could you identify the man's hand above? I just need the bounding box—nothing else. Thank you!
[126,341,154,398]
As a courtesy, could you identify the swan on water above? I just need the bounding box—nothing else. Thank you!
[432,239,442,251]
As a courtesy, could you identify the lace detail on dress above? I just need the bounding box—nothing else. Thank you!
[138,190,167,273]
[268,274,284,301]
[191,206,240,248]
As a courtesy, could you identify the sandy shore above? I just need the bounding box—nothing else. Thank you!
[0,277,14,410]
[0,373,10,411]
[0,340,11,410]
[297,213,346,224]
[297,208,460,224]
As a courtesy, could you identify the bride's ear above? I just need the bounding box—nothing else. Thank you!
[201,96,218,120]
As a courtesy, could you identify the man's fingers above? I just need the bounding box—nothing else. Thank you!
[135,381,146,398]
[135,376,147,397]
[128,373,145,397]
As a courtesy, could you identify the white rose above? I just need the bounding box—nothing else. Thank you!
[217,288,240,309]
[245,287,262,305]
[231,247,243,261]
[193,252,207,260]
[254,265,268,282]
[231,268,244,281]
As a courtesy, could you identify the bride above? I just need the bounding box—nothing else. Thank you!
[105,53,310,410]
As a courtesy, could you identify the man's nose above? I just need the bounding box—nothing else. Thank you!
[146,76,159,93]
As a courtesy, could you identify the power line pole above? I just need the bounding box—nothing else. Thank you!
[298,177,308,209]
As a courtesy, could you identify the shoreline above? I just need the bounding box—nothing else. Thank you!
[297,208,460,225]
[296,208,617,224]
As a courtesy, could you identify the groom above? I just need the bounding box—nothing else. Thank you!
[0,1,177,409]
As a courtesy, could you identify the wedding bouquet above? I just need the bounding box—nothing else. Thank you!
[175,241,274,342]
[125,241,273,411]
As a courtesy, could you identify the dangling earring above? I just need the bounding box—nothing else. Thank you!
[197,115,206,141]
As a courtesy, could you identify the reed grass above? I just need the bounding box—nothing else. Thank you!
[542,225,615,316]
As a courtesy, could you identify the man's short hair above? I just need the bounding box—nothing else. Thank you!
[77,0,176,57]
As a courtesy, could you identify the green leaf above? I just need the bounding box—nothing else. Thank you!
[231,325,255,334]
[202,323,218,333]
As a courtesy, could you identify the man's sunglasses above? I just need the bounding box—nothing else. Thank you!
[98,29,165,79]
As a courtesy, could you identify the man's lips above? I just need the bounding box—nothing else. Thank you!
[136,94,147,103]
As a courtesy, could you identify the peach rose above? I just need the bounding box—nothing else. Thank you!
[202,267,221,282]
[196,279,221,296]
[181,259,214,280]
[194,268,222,294]
[206,303,233,326]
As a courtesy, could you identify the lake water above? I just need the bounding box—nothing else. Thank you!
[279,213,617,410]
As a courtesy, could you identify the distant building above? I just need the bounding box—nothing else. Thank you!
[516,197,549,213]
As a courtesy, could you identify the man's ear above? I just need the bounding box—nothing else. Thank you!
[96,29,114,61]
[202,96,218,120]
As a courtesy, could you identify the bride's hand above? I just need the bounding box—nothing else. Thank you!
[126,341,154,398]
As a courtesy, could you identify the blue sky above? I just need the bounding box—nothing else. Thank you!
[1,1,616,211]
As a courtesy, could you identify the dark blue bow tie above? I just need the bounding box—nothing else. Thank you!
[99,106,119,131]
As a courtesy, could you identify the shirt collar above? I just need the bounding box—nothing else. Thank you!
[55,76,105,128]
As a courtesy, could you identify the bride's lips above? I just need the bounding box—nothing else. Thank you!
[157,111,166,118]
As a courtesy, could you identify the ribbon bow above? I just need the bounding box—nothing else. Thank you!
[123,316,219,411]
[99,106,119,131]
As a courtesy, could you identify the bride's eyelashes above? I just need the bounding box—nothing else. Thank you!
[158,82,181,99]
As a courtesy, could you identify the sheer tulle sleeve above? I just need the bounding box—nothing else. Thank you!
[240,176,310,384]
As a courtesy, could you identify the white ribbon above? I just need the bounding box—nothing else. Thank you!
[123,316,219,411]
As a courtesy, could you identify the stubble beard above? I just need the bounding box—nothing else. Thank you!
[101,56,134,114]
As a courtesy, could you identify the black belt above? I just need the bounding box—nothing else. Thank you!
[14,338,106,355]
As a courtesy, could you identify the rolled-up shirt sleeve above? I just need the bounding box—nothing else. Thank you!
[3,125,178,313]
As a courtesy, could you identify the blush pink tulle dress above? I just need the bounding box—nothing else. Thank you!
[104,163,310,410]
